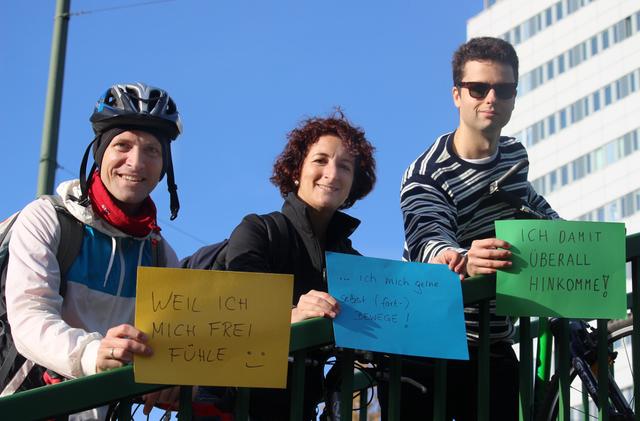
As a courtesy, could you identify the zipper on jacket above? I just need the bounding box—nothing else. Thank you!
[116,238,126,296]
[103,237,117,288]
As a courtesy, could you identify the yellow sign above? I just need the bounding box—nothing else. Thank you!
[134,267,293,388]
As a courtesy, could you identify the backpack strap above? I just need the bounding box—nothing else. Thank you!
[260,212,292,273]
[151,237,168,268]
[40,196,84,296]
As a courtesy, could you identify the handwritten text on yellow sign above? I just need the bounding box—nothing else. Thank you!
[135,267,293,388]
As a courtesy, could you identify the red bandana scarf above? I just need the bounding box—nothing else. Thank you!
[87,170,160,238]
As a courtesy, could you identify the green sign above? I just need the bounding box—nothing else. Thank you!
[494,220,626,319]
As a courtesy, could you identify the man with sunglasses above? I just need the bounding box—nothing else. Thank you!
[397,37,558,420]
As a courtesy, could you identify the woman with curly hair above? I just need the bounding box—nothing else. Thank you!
[223,110,376,420]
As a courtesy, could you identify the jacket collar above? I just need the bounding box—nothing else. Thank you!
[281,192,360,246]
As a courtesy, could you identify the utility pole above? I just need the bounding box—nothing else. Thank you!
[37,0,70,196]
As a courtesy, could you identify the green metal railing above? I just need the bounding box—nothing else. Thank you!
[2,233,638,420]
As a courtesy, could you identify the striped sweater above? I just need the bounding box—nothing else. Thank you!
[400,132,559,342]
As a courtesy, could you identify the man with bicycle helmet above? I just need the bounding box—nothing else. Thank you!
[5,82,182,418]
[397,38,559,420]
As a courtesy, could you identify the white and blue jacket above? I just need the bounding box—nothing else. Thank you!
[6,179,178,381]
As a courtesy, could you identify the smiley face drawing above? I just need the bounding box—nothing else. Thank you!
[245,351,266,368]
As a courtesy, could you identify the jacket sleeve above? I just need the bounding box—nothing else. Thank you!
[400,174,467,263]
[5,199,103,379]
[224,214,272,273]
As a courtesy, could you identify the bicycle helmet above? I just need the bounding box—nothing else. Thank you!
[76,82,182,220]
[90,83,182,139]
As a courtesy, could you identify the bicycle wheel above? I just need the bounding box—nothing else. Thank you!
[537,316,634,421]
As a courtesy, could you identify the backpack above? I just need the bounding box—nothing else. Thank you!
[0,195,85,395]
[180,212,291,271]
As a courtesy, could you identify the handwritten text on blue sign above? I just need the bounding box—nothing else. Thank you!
[326,253,468,360]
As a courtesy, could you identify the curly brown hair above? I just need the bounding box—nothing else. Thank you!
[271,110,376,209]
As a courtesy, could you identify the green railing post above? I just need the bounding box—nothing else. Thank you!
[558,319,570,421]
[234,388,250,421]
[597,319,609,421]
[116,398,132,420]
[582,385,590,420]
[177,386,192,420]
[387,354,402,421]
[518,317,533,421]
[433,359,447,421]
[289,349,307,421]
[339,349,355,420]
[359,387,368,421]
[478,300,490,421]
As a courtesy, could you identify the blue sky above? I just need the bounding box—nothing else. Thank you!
[1,0,484,261]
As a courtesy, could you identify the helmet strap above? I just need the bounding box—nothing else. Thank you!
[165,145,180,220]
[75,135,99,207]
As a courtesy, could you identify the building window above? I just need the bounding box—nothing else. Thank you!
[607,202,619,221]
[556,2,564,20]
[547,115,556,136]
[550,171,558,193]
[605,85,612,105]
[547,60,555,81]
[570,101,587,124]
[616,76,631,100]
[613,17,632,42]
[606,142,617,165]
[602,30,610,49]
[558,55,565,74]
[573,159,585,180]
[590,35,599,55]
[594,148,605,172]
[567,0,580,14]
[593,91,600,111]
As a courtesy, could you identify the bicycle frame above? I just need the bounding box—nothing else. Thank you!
[551,318,634,418]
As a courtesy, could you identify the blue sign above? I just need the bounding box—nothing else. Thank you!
[326,252,468,360]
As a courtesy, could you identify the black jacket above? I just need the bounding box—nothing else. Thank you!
[223,193,360,420]
[225,192,361,304]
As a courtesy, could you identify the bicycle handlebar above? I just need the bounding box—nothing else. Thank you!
[489,158,529,194]
[488,158,551,220]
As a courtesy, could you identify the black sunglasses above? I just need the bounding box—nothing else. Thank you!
[457,82,517,100]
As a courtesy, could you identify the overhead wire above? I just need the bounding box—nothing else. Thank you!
[65,0,177,17]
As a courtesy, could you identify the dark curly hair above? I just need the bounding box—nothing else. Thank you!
[271,110,376,210]
[452,37,519,86]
